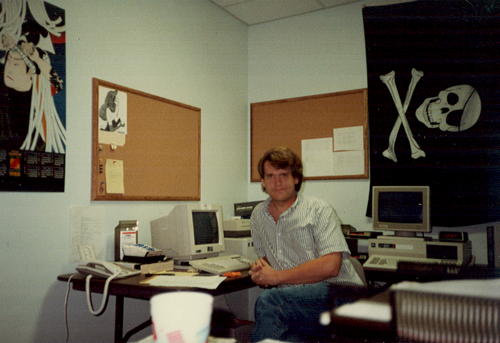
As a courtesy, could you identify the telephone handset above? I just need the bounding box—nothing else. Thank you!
[76,260,122,278]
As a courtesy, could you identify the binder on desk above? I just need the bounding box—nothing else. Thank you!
[392,278,500,343]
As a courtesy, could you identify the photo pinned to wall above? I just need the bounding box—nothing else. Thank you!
[98,85,127,147]
[0,0,66,192]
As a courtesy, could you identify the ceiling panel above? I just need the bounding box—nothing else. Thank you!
[209,0,362,25]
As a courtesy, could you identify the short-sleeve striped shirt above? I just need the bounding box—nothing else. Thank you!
[251,195,364,288]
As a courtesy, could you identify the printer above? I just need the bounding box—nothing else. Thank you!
[221,217,257,260]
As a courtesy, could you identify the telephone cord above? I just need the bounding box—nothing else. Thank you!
[85,271,121,316]
[64,274,74,342]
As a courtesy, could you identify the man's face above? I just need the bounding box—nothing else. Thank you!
[4,51,33,92]
[261,161,298,203]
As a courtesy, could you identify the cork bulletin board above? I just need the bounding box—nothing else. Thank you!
[251,89,368,182]
[91,78,201,201]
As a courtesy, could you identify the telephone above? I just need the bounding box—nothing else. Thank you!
[75,260,140,316]
[76,260,122,278]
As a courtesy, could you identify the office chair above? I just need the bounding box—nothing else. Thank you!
[348,256,367,287]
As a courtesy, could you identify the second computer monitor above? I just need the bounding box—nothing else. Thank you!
[372,185,431,237]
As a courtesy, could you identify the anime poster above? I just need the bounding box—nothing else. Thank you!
[0,0,65,192]
[363,0,500,226]
[98,86,127,135]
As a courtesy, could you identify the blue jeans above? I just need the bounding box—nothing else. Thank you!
[251,283,351,342]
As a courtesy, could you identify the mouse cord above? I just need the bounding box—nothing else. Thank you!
[85,272,120,316]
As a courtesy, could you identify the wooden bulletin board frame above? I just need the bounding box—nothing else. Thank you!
[91,78,201,201]
[251,89,368,182]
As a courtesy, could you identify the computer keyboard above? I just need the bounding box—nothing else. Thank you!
[189,254,253,275]
[364,255,457,271]
[112,262,141,278]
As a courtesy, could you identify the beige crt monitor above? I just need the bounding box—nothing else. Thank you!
[150,204,225,266]
[372,185,430,237]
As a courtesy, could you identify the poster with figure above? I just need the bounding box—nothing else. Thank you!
[0,0,65,192]
[98,86,127,134]
[363,0,500,226]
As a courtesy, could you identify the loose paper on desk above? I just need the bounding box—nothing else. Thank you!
[146,275,227,289]
[136,335,236,343]
[105,159,124,194]
[68,205,105,263]
[333,300,392,323]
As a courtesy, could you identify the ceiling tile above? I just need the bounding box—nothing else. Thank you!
[227,0,323,25]
[317,0,360,8]
[210,0,247,7]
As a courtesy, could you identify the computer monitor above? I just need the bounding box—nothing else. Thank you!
[372,185,431,237]
[150,203,225,265]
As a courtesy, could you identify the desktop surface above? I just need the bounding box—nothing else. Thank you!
[364,261,500,289]
[58,271,256,343]
[58,269,255,299]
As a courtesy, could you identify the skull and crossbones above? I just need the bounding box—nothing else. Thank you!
[380,69,481,162]
[415,85,481,132]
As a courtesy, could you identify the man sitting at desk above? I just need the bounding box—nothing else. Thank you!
[249,147,364,342]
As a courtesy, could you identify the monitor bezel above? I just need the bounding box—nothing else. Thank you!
[372,185,431,235]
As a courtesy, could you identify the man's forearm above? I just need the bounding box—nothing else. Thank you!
[276,252,341,285]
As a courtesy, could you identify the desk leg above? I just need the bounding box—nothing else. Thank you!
[115,295,124,343]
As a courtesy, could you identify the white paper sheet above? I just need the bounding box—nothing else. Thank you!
[301,138,333,177]
[148,275,227,289]
[334,300,392,322]
[69,206,105,263]
[334,125,364,151]
[332,150,365,176]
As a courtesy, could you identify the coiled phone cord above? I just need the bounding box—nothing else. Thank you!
[85,271,121,316]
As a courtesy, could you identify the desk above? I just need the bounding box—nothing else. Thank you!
[364,262,500,289]
[58,271,255,343]
[336,264,500,342]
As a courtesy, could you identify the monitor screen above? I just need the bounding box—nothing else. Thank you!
[192,211,220,245]
[372,186,430,236]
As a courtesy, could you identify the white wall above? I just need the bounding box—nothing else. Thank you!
[0,1,248,342]
[0,1,493,342]
[248,2,371,231]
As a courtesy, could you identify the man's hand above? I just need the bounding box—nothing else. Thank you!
[250,252,342,286]
[248,257,280,287]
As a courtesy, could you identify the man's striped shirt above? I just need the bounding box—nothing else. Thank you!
[251,195,364,288]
